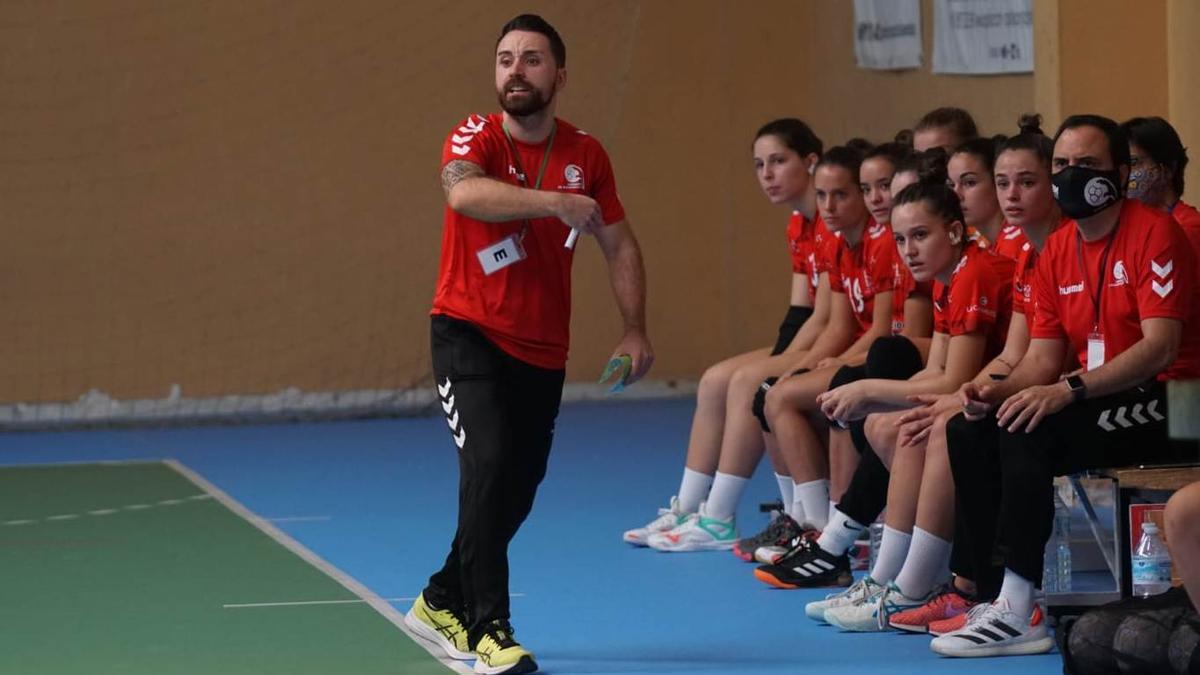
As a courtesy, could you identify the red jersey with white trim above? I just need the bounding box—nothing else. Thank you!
[933,242,1015,361]
[1011,218,1069,317]
[1030,199,1200,380]
[787,212,835,297]
[431,113,626,369]
[828,220,899,337]
[968,223,1029,260]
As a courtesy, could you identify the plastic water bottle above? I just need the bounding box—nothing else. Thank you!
[1043,491,1072,592]
[1132,521,1172,597]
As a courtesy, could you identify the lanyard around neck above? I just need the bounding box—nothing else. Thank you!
[503,122,557,190]
[1074,222,1119,331]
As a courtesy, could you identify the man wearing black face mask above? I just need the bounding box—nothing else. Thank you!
[928,114,1200,659]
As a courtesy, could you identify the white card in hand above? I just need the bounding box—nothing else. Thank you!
[476,234,526,275]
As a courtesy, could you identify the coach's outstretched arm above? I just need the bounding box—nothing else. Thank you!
[442,159,604,235]
[595,220,654,385]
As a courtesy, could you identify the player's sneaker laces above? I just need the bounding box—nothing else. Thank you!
[889,584,977,633]
[646,501,737,552]
[824,581,937,632]
[753,536,852,589]
[623,496,689,546]
[805,575,886,622]
[733,512,804,561]
[404,592,473,660]
[472,620,537,674]
[929,598,1054,657]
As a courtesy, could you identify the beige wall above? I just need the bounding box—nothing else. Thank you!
[1169,0,1200,202]
[0,1,1190,405]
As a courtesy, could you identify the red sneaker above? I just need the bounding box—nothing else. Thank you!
[889,586,976,633]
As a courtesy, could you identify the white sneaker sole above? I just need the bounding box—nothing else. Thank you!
[403,607,474,660]
[931,634,1055,658]
[804,602,834,623]
[648,538,736,552]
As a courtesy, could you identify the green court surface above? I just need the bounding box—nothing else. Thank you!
[0,461,453,675]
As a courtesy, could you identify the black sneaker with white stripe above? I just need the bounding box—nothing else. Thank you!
[930,598,1054,657]
[753,536,852,589]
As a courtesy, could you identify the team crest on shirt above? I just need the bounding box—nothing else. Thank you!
[559,164,584,190]
[1110,260,1128,287]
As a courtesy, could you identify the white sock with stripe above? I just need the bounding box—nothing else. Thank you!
[703,472,747,521]
[775,473,795,517]
[794,479,830,529]
[816,507,865,555]
[998,568,1035,622]
[869,525,912,584]
[894,527,952,599]
[677,468,712,514]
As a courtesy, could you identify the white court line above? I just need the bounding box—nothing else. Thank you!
[224,593,526,610]
[164,459,473,675]
[47,514,79,521]
[265,516,332,523]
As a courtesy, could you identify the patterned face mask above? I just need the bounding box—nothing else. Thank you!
[1127,165,1168,203]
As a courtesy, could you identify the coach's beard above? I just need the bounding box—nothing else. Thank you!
[498,79,555,117]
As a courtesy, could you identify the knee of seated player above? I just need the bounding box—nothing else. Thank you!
[1165,482,1200,543]
[698,360,737,403]
[864,412,898,451]
[727,365,763,403]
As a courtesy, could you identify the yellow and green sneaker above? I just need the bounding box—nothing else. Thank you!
[403,592,473,660]
[472,620,537,674]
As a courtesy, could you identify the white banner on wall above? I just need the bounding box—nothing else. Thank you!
[853,0,922,70]
[932,0,1033,74]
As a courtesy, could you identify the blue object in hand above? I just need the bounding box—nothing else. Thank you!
[598,354,633,394]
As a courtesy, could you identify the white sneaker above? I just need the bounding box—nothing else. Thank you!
[623,496,689,546]
[929,598,1054,657]
[824,582,934,632]
[646,502,738,552]
[804,576,885,623]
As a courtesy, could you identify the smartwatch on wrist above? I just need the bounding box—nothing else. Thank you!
[1066,374,1086,402]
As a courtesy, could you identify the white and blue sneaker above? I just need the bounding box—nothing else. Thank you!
[647,501,738,552]
[623,496,689,546]
[804,575,885,623]
[824,581,936,632]
[929,598,1055,657]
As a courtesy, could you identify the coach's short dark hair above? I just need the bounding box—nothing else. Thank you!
[498,14,566,67]
[1055,114,1131,169]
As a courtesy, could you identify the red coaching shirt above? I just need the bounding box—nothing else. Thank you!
[933,242,1015,361]
[828,220,900,338]
[431,113,626,370]
[787,212,836,297]
[1031,199,1200,380]
[1173,200,1200,258]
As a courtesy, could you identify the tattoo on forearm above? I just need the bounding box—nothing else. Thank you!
[441,160,484,196]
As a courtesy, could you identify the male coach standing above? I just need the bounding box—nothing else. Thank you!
[405,14,652,675]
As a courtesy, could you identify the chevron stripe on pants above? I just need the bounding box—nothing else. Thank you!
[424,315,565,645]
[945,380,1193,599]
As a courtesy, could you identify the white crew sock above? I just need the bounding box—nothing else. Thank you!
[816,507,865,555]
[998,568,1035,621]
[794,479,830,529]
[869,525,913,585]
[894,527,953,599]
[677,468,713,513]
[775,473,794,516]
[704,472,748,521]
[829,500,838,525]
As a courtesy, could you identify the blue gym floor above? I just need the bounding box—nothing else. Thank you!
[0,398,1065,674]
